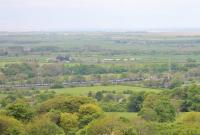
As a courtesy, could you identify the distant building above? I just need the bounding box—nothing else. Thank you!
[130,58,136,61]
[56,55,72,62]
[103,58,114,61]
[23,47,32,52]
[47,55,72,63]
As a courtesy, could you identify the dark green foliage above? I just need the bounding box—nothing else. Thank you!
[139,95,176,123]
[87,91,93,97]
[6,102,35,122]
[169,79,183,89]
[172,85,200,112]
[65,64,107,75]
[154,100,176,122]
[102,93,116,102]
[2,63,36,78]
[64,64,128,75]
[127,92,145,112]
[0,95,19,107]
[41,64,63,77]
[95,91,103,101]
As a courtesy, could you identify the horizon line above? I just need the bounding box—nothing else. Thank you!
[1,28,200,33]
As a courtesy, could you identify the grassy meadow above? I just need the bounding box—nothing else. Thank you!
[50,85,162,96]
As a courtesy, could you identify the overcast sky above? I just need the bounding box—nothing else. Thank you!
[0,0,200,31]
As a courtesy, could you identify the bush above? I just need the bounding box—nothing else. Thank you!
[78,104,102,128]
[26,117,64,135]
[38,96,95,113]
[50,82,64,89]
[59,113,78,134]
[86,116,137,135]
[139,95,176,123]
[127,92,145,112]
[154,100,176,122]
[6,102,35,122]
[179,112,200,124]
[100,101,127,112]
[0,115,25,135]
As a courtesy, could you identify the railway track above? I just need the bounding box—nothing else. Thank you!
[0,78,143,89]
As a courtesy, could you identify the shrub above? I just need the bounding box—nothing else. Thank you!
[0,115,25,135]
[6,102,35,122]
[59,113,78,134]
[78,104,102,128]
[38,96,95,113]
[26,117,64,135]
[86,116,137,135]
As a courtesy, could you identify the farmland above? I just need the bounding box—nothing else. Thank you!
[0,32,200,135]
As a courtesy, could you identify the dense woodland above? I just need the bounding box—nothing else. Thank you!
[0,32,200,135]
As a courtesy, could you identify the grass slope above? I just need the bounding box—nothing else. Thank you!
[51,85,162,96]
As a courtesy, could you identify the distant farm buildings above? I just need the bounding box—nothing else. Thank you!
[47,55,72,63]
[56,55,71,62]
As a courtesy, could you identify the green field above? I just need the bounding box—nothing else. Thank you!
[51,85,162,96]
[0,94,6,99]
[106,112,200,122]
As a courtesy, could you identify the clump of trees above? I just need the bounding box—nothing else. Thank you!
[0,85,200,135]
[0,95,102,135]
[0,116,26,135]
[171,85,200,112]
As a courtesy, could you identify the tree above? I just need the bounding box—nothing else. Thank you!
[85,116,137,135]
[59,113,78,135]
[38,96,94,113]
[78,104,102,128]
[6,102,35,122]
[42,64,63,77]
[100,101,127,112]
[0,72,6,84]
[95,91,103,101]
[87,91,93,97]
[139,108,158,121]
[70,75,86,82]
[172,85,200,112]
[154,100,176,122]
[0,115,25,135]
[2,63,36,79]
[0,95,19,107]
[27,117,64,135]
[127,92,145,112]
[170,79,183,89]
[139,94,176,123]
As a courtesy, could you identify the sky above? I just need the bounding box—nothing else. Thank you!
[0,0,200,31]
